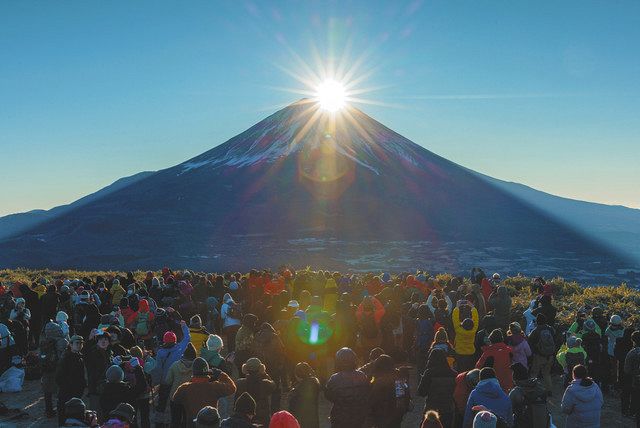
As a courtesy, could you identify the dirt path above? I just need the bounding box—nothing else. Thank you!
[1,369,626,427]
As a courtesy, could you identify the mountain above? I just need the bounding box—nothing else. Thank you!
[0,171,155,240]
[0,100,638,284]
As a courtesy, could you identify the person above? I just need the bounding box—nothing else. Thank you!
[581,319,603,386]
[165,342,198,408]
[505,322,531,370]
[453,368,480,428]
[171,357,237,427]
[531,295,557,327]
[235,314,258,373]
[269,411,301,428]
[189,315,210,355]
[62,397,97,427]
[194,406,221,428]
[604,315,624,392]
[85,329,113,419]
[414,304,435,376]
[472,411,497,428]
[154,320,191,411]
[201,334,233,418]
[57,310,71,340]
[624,330,640,427]
[475,329,513,392]
[528,314,556,394]
[616,328,634,416]
[418,348,457,427]
[56,335,87,425]
[463,367,512,428]
[561,364,603,428]
[99,360,147,419]
[103,403,136,427]
[221,293,242,353]
[235,357,277,426]
[288,362,321,428]
[369,354,410,428]
[487,286,511,331]
[39,319,68,418]
[508,362,549,428]
[556,335,586,387]
[324,347,370,428]
[421,410,444,428]
[452,301,478,372]
[220,392,258,428]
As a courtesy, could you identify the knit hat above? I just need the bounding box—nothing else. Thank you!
[193,357,210,376]
[610,315,622,325]
[434,327,448,343]
[183,342,197,360]
[163,331,177,344]
[294,362,313,379]
[56,311,68,323]
[465,368,480,387]
[479,367,496,381]
[194,406,220,427]
[64,397,86,417]
[269,411,301,428]
[287,300,300,309]
[109,403,135,423]
[242,357,266,375]
[473,411,497,428]
[190,315,202,328]
[584,319,596,331]
[106,365,124,383]
[229,281,239,291]
[206,334,223,352]
[510,362,529,381]
[488,329,504,344]
[130,346,144,361]
[70,334,84,343]
[335,347,357,371]
[567,335,580,348]
[461,318,474,331]
[234,392,256,415]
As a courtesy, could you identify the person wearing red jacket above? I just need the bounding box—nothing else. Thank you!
[475,329,514,392]
[453,368,480,428]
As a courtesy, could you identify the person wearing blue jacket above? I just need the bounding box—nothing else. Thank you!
[153,320,190,411]
[561,364,603,428]
[463,367,513,428]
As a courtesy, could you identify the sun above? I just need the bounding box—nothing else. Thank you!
[315,79,348,112]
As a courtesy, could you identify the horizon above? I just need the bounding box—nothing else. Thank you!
[2,1,639,216]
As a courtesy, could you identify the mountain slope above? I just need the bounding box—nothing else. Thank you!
[0,100,637,284]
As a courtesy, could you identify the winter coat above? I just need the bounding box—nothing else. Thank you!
[56,349,87,398]
[605,325,624,356]
[99,366,146,416]
[453,372,472,413]
[39,321,68,393]
[556,346,587,372]
[235,374,277,426]
[369,371,407,428]
[463,378,513,428]
[476,343,513,392]
[172,373,237,426]
[41,288,60,321]
[84,341,113,394]
[532,302,557,327]
[488,286,511,329]
[624,347,640,377]
[154,323,190,385]
[220,414,257,428]
[166,358,195,399]
[222,294,241,328]
[324,369,371,428]
[560,378,603,428]
[505,334,532,369]
[528,324,556,357]
[452,306,478,356]
[418,364,457,414]
[289,376,321,428]
[509,378,549,428]
[189,326,210,355]
[523,300,537,335]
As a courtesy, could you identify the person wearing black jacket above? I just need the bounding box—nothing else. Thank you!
[85,330,113,420]
[528,314,557,394]
[40,285,60,324]
[56,335,87,425]
[99,358,147,420]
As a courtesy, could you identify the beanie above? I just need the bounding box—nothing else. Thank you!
[110,403,135,423]
[194,406,220,427]
[65,397,86,417]
[473,411,497,428]
[567,335,579,348]
[192,357,210,376]
[56,311,68,323]
[183,342,197,360]
[479,367,496,381]
[163,331,177,344]
[610,315,622,326]
[584,319,596,331]
[434,327,448,343]
[510,362,529,381]
[190,315,202,328]
[106,365,124,383]
[242,357,266,375]
[269,411,301,428]
[488,329,504,344]
[234,392,257,415]
[206,334,223,352]
[461,318,474,331]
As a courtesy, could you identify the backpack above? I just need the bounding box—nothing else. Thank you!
[565,351,585,373]
[415,319,434,351]
[517,387,550,428]
[537,329,555,356]
[227,302,242,320]
[135,312,150,336]
[40,339,60,373]
[361,312,379,339]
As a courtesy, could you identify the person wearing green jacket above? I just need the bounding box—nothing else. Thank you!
[557,335,587,387]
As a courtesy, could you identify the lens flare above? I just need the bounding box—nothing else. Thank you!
[315,79,347,112]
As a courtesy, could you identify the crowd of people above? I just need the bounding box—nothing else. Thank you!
[0,267,637,428]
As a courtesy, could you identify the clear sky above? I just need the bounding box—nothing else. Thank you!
[1,0,639,216]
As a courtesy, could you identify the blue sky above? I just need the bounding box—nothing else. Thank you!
[1,0,639,216]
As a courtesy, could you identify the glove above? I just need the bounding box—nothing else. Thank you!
[130,357,140,368]
[210,368,222,381]
[112,355,122,365]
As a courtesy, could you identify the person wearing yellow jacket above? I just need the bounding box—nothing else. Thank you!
[452,301,478,371]
[188,315,210,356]
[110,279,126,306]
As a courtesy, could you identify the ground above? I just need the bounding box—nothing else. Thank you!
[0,367,626,428]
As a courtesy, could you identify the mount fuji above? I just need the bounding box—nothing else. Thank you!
[1,100,638,284]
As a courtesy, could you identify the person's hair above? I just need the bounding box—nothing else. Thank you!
[426,348,450,372]
[572,364,588,379]
[508,322,521,335]
[369,347,384,362]
[421,410,443,428]
[632,330,640,346]
[479,367,496,381]
[488,329,504,344]
[535,313,547,325]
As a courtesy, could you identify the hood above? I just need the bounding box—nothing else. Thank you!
[44,321,64,340]
[223,293,233,304]
[56,311,69,323]
[569,378,599,402]
[507,333,525,346]
[139,299,150,313]
[475,378,504,398]
[497,286,508,296]
[201,348,224,367]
